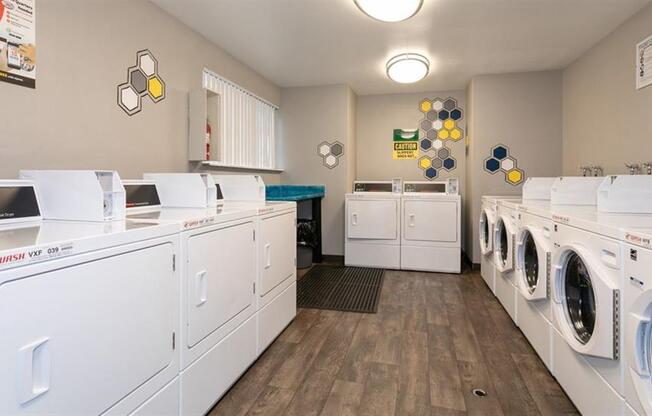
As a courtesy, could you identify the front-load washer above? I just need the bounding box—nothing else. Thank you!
[400,179,461,273]
[551,177,652,416]
[125,174,259,416]
[0,177,182,416]
[515,176,601,370]
[345,181,401,269]
[494,199,522,323]
[213,175,298,356]
[480,195,521,293]
[623,226,652,416]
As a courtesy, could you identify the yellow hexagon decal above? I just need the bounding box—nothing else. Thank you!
[148,76,164,99]
[419,156,432,170]
[419,99,432,113]
[444,119,455,130]
[507,168,523,184]
[438,129,450,140]
[450,128,462,141]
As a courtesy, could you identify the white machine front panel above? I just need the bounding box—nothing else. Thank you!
[347,199,398,240]
[186,221,255,348]
[403,200,458,243]
[0,243,175,415]
[259,212,296,297]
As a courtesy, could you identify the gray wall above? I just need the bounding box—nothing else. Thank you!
[563,2,652,175]
[0,0,280,181]
[356,90,467,247]
[278,85,356,256]
[466,71,563,263]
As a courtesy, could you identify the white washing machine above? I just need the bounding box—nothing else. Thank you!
[550,176,652,416]
[400,179,461,273]
[1,175,182,415]
[623,226,652,416]
[125,174,259,416]
[213,175,297,356]
[494,198,522,323]
[479,195,521,293]
[515,176,601,371]
[345,181,402,269]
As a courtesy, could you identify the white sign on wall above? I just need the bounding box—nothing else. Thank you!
[636,34,652,90]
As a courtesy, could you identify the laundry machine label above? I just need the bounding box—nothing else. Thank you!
[0,242,74,271]
[625,232,652,249]
[183,217,216,230]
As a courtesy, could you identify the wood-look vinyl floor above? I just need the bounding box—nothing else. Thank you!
[210,269,579,416]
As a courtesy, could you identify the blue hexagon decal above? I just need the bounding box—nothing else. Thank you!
[485,158,500,172]
[425,167,438,179]
[492,145,508,160]
[420,139,432,151]
[450,109,462,120]
[443,157,456,171]
[438,110,450,120]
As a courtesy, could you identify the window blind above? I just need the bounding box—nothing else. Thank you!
[203,69,277,169]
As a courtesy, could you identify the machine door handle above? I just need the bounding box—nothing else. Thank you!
[196,270,208,306]
[629,313,651,376]
[351,213,358,226]
[600,248,619,269]
[17,337,51,404]
[265,244,272,269]
[408,214,416,227]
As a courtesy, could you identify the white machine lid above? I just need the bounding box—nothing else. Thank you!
[0,220,178,273]
[522,177,556,201]
[223,200,296,215]
[553,207,652,240]
[550,176,603,206]
[126,206,257,230]
[598,175,652,214]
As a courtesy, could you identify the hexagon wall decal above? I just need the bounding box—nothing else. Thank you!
[117,49,165,116]
[316,140,344,169]
[484,144,526,186]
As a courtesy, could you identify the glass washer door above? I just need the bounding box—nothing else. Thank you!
[499,220,509,266]
[522,231,539,293]
[480,211,489,252]
[564,251,596,345]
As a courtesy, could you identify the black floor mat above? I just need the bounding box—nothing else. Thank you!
[297,265,384,313]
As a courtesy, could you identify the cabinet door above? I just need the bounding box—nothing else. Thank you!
[260,212,296,297]
[347,199,398,240]
[403,200,458,242]
[186,221,255,347]
[0,243,175,415]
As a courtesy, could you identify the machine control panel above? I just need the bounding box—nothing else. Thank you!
[353,181,394,193]
[124,181,161,209]
[0,181,41,223]
[403,178,459,195]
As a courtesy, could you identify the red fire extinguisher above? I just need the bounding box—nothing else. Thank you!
[205,118,212,161]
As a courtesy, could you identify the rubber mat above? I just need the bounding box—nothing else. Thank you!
[297,265,385,313]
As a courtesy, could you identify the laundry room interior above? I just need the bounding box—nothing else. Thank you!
[2,0,652,415]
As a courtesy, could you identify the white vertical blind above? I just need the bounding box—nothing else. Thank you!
[203,69,277,169]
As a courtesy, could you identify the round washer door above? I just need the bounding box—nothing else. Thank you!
[479,209,492,255]
[552,245,618,359]
[516,227,548,300]
[494,216,514,272]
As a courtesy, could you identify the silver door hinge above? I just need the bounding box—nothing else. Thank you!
[172,255,176,271]
[613,289,620,359]
[172,332,176,350]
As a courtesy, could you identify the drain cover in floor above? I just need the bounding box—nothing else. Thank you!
[297,265,385,313]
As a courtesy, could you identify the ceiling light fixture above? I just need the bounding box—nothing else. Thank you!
[354,0,424,23]
[386,53,429,84]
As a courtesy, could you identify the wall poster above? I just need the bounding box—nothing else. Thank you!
[637,34,652,90]
[0,0,36,89]
[392,129,419,160]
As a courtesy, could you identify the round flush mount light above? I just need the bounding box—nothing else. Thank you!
[386,53,429,84]
[354,0,424,23]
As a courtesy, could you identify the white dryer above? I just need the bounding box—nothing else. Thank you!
[400,179,461,273]
[494,199,521,322]
[345,181,401,269]
[213,175,298,356]
[479,195,520,293]
[550,176,652,416]
[125,174,259,416]
[1,177,181,415]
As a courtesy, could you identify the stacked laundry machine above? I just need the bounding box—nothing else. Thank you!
[482,175,652,416]
[0,171,298,416]
[345,178,461,273]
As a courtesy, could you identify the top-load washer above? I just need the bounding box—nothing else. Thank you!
[345,181,402,269]
[514,176,602,370]
[213,175,297,355]
[550,176,652,416]
[125,174,259,416]
[2,173,181,416]
[479,195,521,293]
[400,179,461,273]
